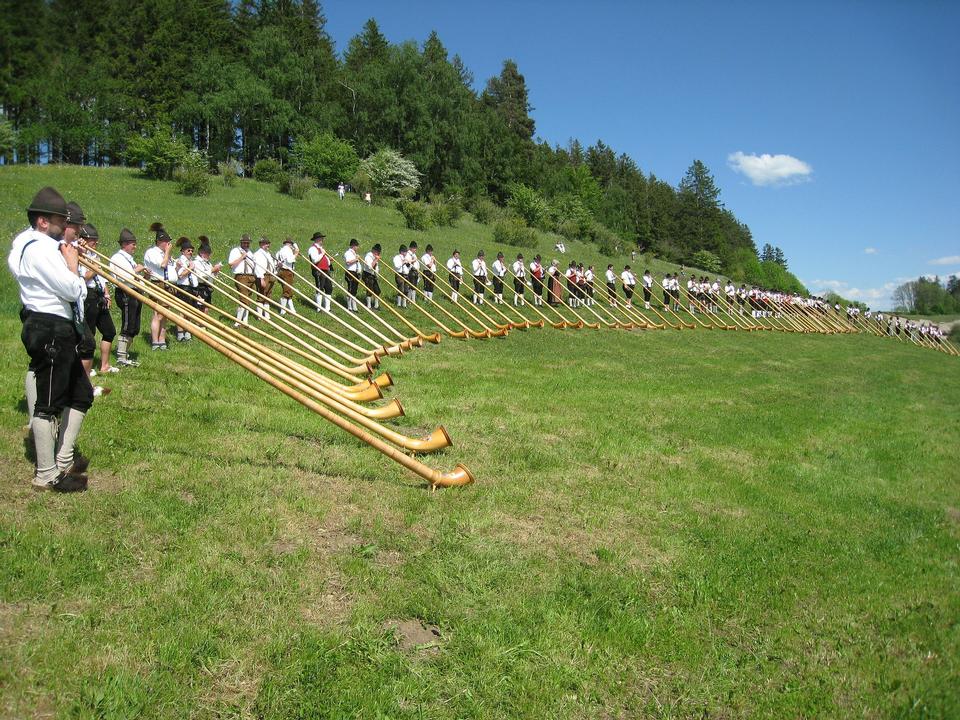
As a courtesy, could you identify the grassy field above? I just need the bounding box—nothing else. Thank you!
[2,166,959,719]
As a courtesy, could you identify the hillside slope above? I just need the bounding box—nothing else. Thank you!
[2,167,958,719]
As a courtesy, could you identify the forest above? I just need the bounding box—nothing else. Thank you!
[0,0,806,293]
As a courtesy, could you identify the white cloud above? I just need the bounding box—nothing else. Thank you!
[929,255,960,266]
[727,151,813,186]
[807,279,900,306]
[864,247,877,255]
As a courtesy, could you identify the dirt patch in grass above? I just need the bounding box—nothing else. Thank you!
[945,507,960,525]
[382,618,443,655]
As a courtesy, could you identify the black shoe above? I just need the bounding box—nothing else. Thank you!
[65,453,90,475]
[50,471,88,493]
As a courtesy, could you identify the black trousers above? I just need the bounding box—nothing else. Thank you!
[345,270,360,297]
[492,276,504,294]
[362,272,381,297]
[449,274,461,291]
[643,286,651,302]
[312,268,332,294]
[531,277,544,296]
[473,275,486,294]
[79,292,117,358]
[114,287,142,338]
[513,278,525,294]
[423,270,435,292]
[21,311,93,418]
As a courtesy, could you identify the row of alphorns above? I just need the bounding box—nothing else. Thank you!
[79,240,476,489]
[206,238,958,357]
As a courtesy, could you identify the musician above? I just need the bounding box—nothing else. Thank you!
[446,250,464,303]
[275,237,299,315]
[307,231,332,312]
[546,259,563,306]
[605,264,618,306]
[642,269,653,309]
[421,244,437,301]
[144,223,174,350]
[529,254,546,306]
[584,265,595,306]
[77,224,118,380]
[511,253,526,305]
[671,274,682,312]
[661,272,671,310]
[564,261,579,308]
[686,275,698,313]
[110,229,147,364]
[193,238,221,313]
[252,237,277,320]
[491,251,508,304]
[621,265,637,307]
[393,244,410,308]
[10,187,92,491]
[405,241,420,305]
[228,234,256,326]
[471,250,488,305]
[725,280,736,313]
[172,237,198,340]
[343,238,361,312]
[362,243,382,309]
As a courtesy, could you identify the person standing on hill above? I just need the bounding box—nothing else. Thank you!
[9,187,92,491]
[621,265,637,307]
[171,237,198,341]
[307,232,332,312]
[511,253,526,306]
[471,250,489,305]
[421,244,437,301]
[337,182,346,200]
[275,237,299,315]
[193,238,221,313]
[405,241,420,305]
[362,243,382,309]
[343,238,362,312]
[529,254,545,306]
[252,237,276,320]
[393,244,410,308]
[228,234,256,326]
[143,223,174,350]
[491,252,508,304]
[77,224,118,380]
[642,269,653,310]
[605,264,618,306]
[109,229,146,364]
[446,250,463,303]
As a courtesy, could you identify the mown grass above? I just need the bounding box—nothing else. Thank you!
[1,166,958,719]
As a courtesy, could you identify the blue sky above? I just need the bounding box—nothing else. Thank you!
[324,1,959,309]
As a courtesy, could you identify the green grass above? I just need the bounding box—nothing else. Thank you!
[1,166,959,718]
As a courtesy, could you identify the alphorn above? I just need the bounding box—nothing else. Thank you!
[85,257,456,455]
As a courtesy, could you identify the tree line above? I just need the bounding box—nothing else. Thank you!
[0,0,806,292]
[892,276,960,315]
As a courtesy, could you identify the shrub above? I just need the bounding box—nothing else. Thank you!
[217,159,243,187]
[278,173,312,200]
[429,194,463,226]
[691,249,722,274]
[590,223,623,257]
[173,150,211,196]
[253,158,284,184]
[493,216,538,248]
[125,127,190,180]
[396,199,430,231]
[359,148,421,196]
[470,197,499,225]
[292,133,359,188]
[507,183,548,228]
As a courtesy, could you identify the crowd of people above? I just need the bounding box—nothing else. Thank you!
[10,185,954,491]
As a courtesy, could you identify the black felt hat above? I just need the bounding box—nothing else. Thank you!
[119,228,137,246]
[66,201,86,225]
[80,223,99,240]
[27,187,68,218]
[311,231,326,241]
[150,222,171,242]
